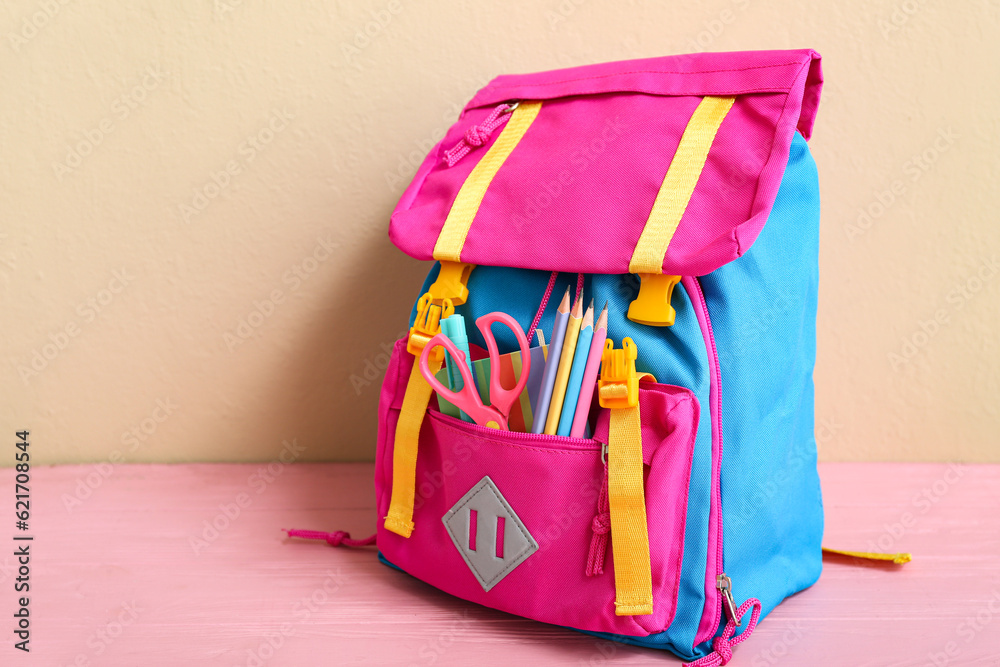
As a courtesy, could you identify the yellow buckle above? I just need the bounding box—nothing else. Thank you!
[598,338,639,409]
[407,292,455,361]
[428,261,474,306]
[627,274,681,327]
[407,261,470,361]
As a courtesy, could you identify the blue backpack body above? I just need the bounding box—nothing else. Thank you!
[376,50,826,663]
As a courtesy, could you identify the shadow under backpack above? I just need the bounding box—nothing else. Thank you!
[381,50,826,665]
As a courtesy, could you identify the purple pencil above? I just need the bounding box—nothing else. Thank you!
[570,302,608,438]
[531,287,571,434]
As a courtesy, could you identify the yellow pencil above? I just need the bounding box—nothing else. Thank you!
[544,292,584,435]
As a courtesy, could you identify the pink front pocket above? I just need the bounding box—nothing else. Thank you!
[375,339,699,637]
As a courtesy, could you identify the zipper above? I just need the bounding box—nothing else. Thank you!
[427,407,601,452]
[685,276,728,645]
[716,573,741,626]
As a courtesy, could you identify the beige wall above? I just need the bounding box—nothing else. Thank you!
[2,1,997,464]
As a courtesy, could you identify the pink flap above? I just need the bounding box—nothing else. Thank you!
[389,50,822,276]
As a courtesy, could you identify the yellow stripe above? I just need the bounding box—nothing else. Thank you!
[822,547,912,565]
[384,358,442,538]
[433,101,543,262]
[608,373,655,615]
[629,96,735,274]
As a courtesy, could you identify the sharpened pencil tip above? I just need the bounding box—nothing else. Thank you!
[595,302,609,331]
[557,286,571,313]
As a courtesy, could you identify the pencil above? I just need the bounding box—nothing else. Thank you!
[530,287,571,434]
[544,292,583,435]
[557,299,595,437]
[570,302,608,438]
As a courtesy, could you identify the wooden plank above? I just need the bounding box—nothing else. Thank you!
[0,462,997,665]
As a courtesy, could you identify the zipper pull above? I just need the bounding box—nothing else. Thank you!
[444,101,520,167]
[683,580,762,667]
[717,573,741,626]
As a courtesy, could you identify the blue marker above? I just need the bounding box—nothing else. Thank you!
[441,314,475,422]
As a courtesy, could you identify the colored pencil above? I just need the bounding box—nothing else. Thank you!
[544,292,583,435]
[557,300,595,436]
[570,302,608,438]
[530,288,571,434]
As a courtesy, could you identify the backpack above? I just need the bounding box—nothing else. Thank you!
[373,49,825,664]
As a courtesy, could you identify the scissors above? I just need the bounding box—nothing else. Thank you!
[419,311,531,430]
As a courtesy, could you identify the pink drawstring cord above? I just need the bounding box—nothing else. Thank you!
[444,103,517,167]
[585,457,610,576]
[683,597,763,667]
[526,272,586,346]
[526,271,559,345]
[284,529,376,548]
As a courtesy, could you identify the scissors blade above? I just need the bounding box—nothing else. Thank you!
[475,312,532,422]
[419,333,501,428]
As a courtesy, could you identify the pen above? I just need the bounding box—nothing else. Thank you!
[441,314,475,422]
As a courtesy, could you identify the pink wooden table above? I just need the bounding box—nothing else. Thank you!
[2,462,998,666]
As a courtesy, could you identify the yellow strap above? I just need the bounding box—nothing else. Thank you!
[606,372,655,616]
[629,96,735,274]
[433,101,543,262]
[384,358,442,537]
[822,547,912,565]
